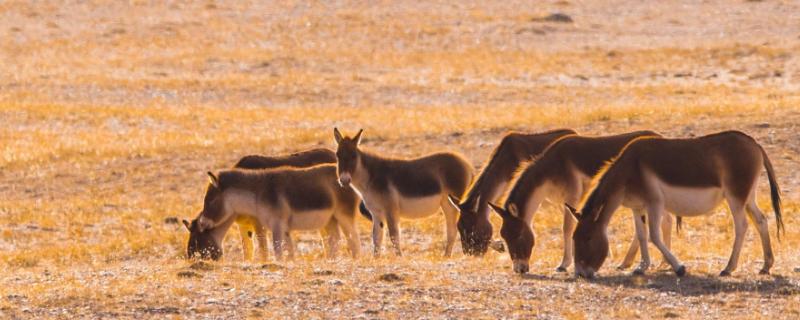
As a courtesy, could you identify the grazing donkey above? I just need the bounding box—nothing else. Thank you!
[570,131,783,278]
[488,131,665,274]
[192,164,362,260]
[334,128,474,256]
[447,129,576,256]
[184,149,372,261]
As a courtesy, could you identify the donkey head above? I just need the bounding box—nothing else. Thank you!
[182,218,223,260]
[489,202,533,274]
[568,203,609,279]
[448,195,493,256]
[333,128,363,187]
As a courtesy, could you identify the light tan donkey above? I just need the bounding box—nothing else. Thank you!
[333,128,474,257]
[447,129,576,256]
[571,131,783,278]
[193,164,362,260]
[487,131,670,274]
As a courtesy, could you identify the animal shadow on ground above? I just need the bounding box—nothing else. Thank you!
[520,272,800,297]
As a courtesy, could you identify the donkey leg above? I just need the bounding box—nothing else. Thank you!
[385,212,402,257]
[337,215,361,258]
[657,213,674,269]
[618,212,642,270]
[372,219,384,257]
[323,219,341,260]
[255,227,269,262]
[746,199,774,274]
[271,224,287,261]
[239,224,255,262]
[442,200,459,257]
[632,210,652,275]
[721,201,749,276]
[646,206,684,276]
[558,205,578,272]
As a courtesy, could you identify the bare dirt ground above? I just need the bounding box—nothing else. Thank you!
[1,0,800,319]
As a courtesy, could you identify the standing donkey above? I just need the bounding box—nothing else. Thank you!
[488,131,667,274]
[571,131,783,278]
[183,148,363,261]
[191,164,362,260]
[334,128,474,257]
[447,129,576,256]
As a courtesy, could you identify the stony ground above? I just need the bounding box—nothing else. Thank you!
[1,1,800,319]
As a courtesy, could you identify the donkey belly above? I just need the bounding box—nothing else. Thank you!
[289,209,334,231]
[659,183,723,217]
[398,194,442,219]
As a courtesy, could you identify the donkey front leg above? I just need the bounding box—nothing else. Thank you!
[255,227,269,262]
[632,210,652,275]
[337,215,361,258]
[385,211,402,256]
[239,224,256,261]
[323,219,341,259]
[557,205,578,272]
[271,223,289,261]
[647,205,685,276]
[442,199,459,257]
[618,212,643,271]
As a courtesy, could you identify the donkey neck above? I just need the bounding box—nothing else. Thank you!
[209,215,237,247]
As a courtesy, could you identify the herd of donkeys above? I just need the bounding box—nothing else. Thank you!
[182,127,783,279]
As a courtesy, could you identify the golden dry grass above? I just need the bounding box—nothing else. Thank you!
[2,0,800,318]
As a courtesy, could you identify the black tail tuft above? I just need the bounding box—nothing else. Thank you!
[359,201,373,221]
[676,217,682,236]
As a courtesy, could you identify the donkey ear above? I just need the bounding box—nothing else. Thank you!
[207,171,220,189]
[508,203,520,217]
[564,203,580,220]
[333,127,343,144]
[488,202,509,218]
[353,129,364,145]
[447,194,462,211]
[182,219,191,231]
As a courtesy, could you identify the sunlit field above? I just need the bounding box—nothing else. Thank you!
[2,1,800,318]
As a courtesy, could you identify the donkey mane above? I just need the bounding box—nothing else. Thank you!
[464,129,576,203]
[216,164,333,190]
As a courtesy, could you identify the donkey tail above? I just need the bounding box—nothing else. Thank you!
[760,146,783,239]
[358,201,373,221]
[676,216,682,235]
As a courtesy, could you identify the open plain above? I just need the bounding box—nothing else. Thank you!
[1,0,800,318]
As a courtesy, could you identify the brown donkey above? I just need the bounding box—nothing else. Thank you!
[570,131,783,278]
[487,131,666,274]
[334,128,474,256]
[447,129,576,256]
[193,164,362,260]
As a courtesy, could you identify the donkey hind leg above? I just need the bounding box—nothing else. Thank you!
[632,209,652,275]
[657,213,674,269]
[646,205,685,276]
[385,211,402,257]
[746,196,774,274]
[720,198,749,276]
[323,219,341,259]
[441,198,459,257]
[239,223,256,261]
[618,212,642,271]
[255,227,269,262]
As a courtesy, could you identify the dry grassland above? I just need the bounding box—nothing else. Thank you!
[1,0,800,319]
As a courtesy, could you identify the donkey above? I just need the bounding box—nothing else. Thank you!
[487,131,667,274]
[446,129,576,256]
[183,148,346,261]
[192,164,362,260]
[570,131,783,278]
[334,128,474,256]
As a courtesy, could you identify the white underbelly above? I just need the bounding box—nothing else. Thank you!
[398,194,442,219]
[659,183,723,216]
[289,209,334,231]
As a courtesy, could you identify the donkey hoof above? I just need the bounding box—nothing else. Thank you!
[719,270,731,277]
[556,267,567,273]
[632,269,645,276]
[759,269,770,275]
[675,265,687,277]
[617,265,630,271]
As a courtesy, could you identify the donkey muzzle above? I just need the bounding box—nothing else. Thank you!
[338,173,352,186]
